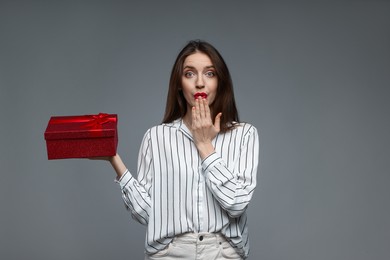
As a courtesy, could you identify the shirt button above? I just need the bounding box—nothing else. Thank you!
[199,235,204,241]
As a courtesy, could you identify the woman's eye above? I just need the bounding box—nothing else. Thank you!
[205,71,215,77]
[184,71,195,78]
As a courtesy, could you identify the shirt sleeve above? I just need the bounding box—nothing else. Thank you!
[201,125,259,218]
[115,130,153,225]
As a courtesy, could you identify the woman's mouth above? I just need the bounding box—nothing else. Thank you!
[194,92,208,99]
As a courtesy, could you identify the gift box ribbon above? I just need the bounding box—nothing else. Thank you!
[84,113,116,128]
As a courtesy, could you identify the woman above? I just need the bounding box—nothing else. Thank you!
[101,40,259,259]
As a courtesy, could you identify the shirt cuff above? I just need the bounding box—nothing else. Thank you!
[114,169,133,189]
[201,152,221,174]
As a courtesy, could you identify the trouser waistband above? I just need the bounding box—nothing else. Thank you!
[173,232,225,245]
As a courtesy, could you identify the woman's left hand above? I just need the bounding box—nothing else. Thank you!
[190,98,222,159]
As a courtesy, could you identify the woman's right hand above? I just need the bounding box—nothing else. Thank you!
[90,154,127,178]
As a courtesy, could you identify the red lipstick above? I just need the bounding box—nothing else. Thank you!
[194,92,208,99]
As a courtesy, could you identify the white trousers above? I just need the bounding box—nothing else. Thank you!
[144,232,243,260]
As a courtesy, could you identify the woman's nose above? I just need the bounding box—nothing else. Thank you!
[196,76,205,88]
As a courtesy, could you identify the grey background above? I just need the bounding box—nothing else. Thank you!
[1,1,389,260]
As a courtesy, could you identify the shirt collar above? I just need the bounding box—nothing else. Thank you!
[169,118,193,141]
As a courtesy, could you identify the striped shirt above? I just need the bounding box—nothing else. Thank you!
[115,119,259,258]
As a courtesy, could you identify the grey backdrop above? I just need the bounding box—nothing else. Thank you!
[1,1,389,260]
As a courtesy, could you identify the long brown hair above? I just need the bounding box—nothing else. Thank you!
[162,40,239,132]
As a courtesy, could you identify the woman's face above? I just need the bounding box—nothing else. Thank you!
[181,52,218,111]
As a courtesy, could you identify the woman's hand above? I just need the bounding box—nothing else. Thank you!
[89,154,127,178]
[190,98,222,159]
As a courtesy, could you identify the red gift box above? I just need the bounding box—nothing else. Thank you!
[44,113,118,160]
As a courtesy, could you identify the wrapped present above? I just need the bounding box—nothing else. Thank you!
[44,113,118,160]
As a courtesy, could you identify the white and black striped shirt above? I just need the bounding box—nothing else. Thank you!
[116,119,259,258]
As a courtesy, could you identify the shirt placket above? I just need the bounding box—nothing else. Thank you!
[197,165,205,232]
